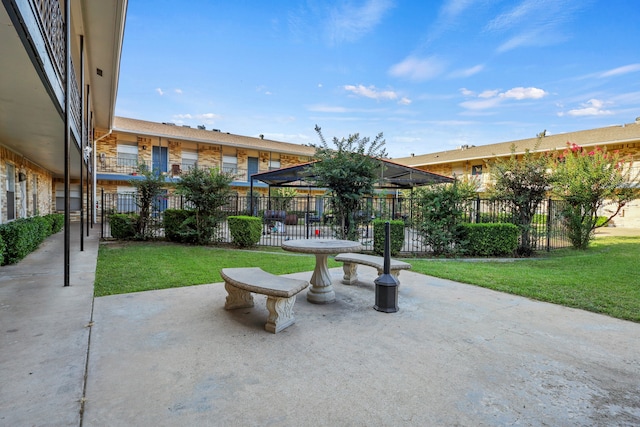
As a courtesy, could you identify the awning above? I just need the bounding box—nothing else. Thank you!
[250,158,453,189]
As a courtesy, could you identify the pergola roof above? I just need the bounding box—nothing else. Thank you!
[250,158,454,189]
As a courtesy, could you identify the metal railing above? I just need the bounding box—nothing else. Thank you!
[99,192,571,254]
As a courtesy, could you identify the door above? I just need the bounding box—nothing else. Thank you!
[152,146,168,175]
[6,163,15,221]
[247,157,259,182]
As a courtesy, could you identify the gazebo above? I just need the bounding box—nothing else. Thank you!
[248,157,455,217]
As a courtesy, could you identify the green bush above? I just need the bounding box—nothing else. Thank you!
[163,209,199,243]
[0,233,4,265]
[44,213,64,233]
[595,216,608,227]
[0,218,42,264]
[460,223,519,257]
[373,219,405,256]
[109,214,138,240]
[228,216,262,247]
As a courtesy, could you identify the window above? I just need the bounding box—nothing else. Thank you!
[471,165,483,176]
[269,159,281,170]
[117,186,137,213]
[222,155,237,174]
[117,144,138,170]
[55,183,82,211]
[182,150,198,171]
[6,163,15,221]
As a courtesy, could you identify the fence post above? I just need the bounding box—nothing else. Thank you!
[100,188,104,239]
[475,196,481,223]
[306,193,310,239]
[546,198,552,252]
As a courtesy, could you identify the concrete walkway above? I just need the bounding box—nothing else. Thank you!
[1,227,639,426]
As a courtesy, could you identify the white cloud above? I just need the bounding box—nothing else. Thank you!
[599,64,640,78]
[398,97,412,106]
[155,88,164,96]
[448,64,484,78]
[502,87,547,100]
[174,89,183,94]
[558,99,613,117]
[327,0,395,44]
[344,84,399,101]
[460,86,548,110]
[389,56,446,82]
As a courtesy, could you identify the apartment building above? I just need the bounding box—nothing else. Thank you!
[395,119,640,227]
[95,117,318,204]
[1,0,127,225]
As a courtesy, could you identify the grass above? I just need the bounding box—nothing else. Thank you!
[94,241,340,297]
[94,236,640,322]
[408,235,640,322]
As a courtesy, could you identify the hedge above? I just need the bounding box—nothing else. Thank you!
[109,214,138,240]
[0,214,63,265]
[163,209,198,243]
[373,219,405,256]
[228,215,262,247]
[460,223,519,257]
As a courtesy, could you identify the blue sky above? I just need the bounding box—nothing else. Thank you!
[115,0,640,158]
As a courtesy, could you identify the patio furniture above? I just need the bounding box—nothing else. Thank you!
[335,253,411,286]
[221,267,309,333]
[281,239,362,304]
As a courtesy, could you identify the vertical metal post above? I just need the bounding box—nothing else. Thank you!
[374,221,399,313]
[79,35,84,252]
[546,198,552,252]
[100,188,104,239]
[63,0,71,286]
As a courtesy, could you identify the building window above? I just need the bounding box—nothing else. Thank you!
[55,183,82,211]
[117,186,137,213]
[182,150,198,171]
[471,165,483,176]
[269,159,281,170]
[117,144,138,169]
[222,155,237,174]
[6,163,15,221]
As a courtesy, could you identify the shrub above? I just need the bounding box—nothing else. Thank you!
[44,213,64,234]
[460,223,519,257]
[372,219,405,256]
[228,216,262,247]
[0,233,5,265]
[109,214,138,239]
[0,218,41,264]
[163,209,198,243]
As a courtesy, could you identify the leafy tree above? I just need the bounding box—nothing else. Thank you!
[311,125,387,240]
[270,187,298,212]
[488,143,552,256]
[412,180,477,256]
[550,143,639,249]
[174,166,234,244]
[130,164,166,240]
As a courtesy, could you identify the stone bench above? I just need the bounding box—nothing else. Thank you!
[334,253,412,286]
[220,267,309,333]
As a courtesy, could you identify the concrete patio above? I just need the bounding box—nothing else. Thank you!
[1,226,639,426]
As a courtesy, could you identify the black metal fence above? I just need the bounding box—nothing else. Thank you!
[99,191,571,254]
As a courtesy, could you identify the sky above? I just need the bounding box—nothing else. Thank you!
[115,0,640,159]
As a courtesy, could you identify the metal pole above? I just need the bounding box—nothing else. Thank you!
[79,35,84,252]
[63,0,71,286]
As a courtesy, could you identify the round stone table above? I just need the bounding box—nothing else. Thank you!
[282,239,362,304]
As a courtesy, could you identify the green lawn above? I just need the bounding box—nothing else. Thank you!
[94,236,640,322]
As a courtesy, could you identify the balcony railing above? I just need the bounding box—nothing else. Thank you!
[28,0,82,141]
[98,156,150,175]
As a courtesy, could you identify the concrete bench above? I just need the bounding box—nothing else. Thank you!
[220,267,309,333]
[334,253,412,286]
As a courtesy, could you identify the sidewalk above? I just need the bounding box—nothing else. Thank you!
[1,227,639,426]
[0,224,99,426]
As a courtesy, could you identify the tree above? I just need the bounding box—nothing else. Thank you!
[130,164,166,240]
[550,143,639,249]
[488,143,552,256]
[174,166,234,244]
[311,125,387,240]
[412,180,477,256]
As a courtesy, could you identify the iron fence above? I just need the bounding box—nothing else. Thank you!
[99,190,571,254]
